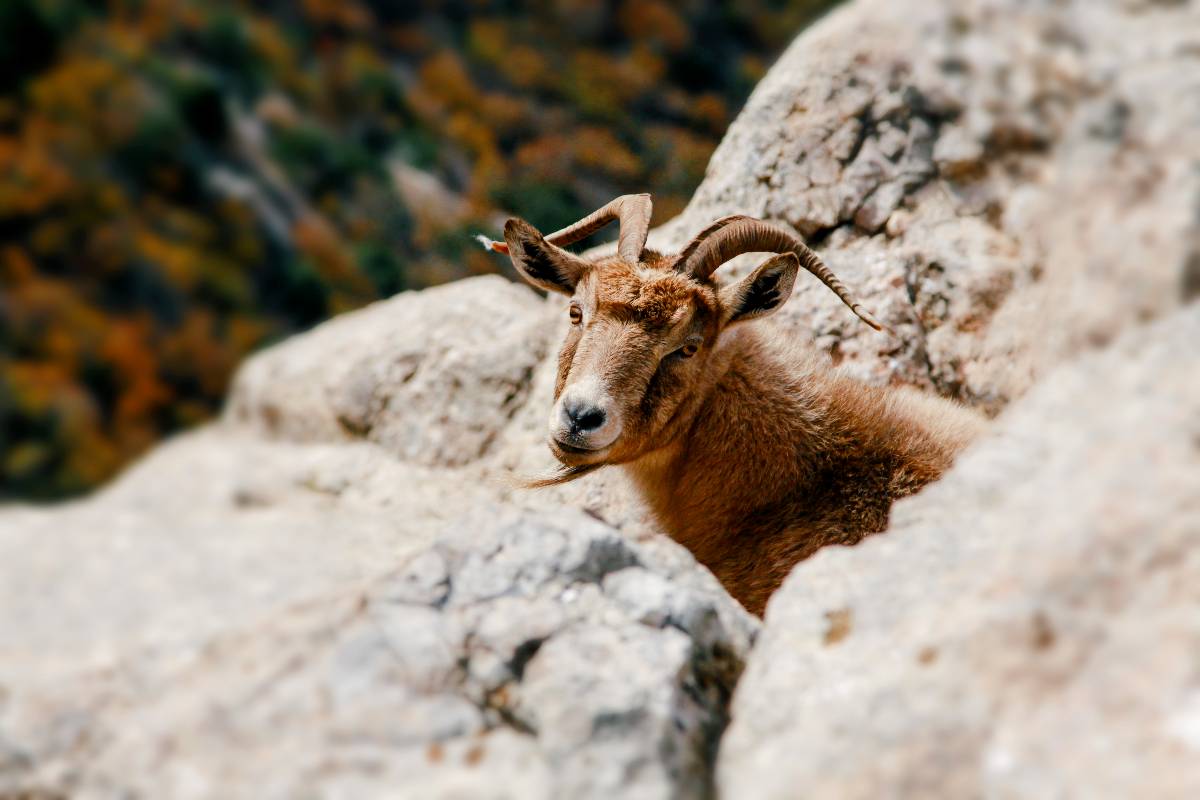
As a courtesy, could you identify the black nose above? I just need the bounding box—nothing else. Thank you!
[564,400,606,433]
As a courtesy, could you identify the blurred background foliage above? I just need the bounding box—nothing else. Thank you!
[0,0,837,500]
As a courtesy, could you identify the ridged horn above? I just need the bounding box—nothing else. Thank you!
[675,216,886,332]
[477,194,652,263]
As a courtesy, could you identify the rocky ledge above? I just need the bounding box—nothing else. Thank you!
[2,0,1198,798]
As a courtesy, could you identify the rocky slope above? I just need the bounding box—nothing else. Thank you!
[719,305,1200,799]
[2,0,1198,797]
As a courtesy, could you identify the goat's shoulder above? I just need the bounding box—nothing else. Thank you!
[758,331,988,485]
[880,385,989,455]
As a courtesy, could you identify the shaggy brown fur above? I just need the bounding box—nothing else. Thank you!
[486,197,987,616]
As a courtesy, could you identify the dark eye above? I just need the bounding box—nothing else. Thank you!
[569,303,583,325]
[677,342,699,358]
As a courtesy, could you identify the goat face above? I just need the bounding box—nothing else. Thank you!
[503,217,803,468]
[547,258,719,466]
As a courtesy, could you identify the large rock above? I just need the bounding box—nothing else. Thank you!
[691,14,1199,795]
[3,0,1199,796]
[0,432,442,670]
[644,0,1199,410]
[1,499,756,799]
[226,275,552,468]
[0,276,754,797]
[718,305,1200,799]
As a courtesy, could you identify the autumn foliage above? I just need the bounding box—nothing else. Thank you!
[0,0,835,499]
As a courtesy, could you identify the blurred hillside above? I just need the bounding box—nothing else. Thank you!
[0,0,836,500]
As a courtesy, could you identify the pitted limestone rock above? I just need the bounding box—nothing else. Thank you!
[1,506,756,800]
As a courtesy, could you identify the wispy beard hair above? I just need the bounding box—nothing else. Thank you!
[515,463,604,489]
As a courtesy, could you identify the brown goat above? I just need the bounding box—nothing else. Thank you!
[480,195,986,616]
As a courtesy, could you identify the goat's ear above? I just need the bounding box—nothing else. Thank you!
[504,218,590,295]
[720,252,799,324]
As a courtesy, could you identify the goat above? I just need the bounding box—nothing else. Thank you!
[479,194,986,616]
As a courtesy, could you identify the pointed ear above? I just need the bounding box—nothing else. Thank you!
[503,218,590,295]
[720,253,799,324]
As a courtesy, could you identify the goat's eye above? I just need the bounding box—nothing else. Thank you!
[568,303,583,325]
[677,342,699,358]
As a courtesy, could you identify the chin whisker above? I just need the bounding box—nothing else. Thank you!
[514,463,604,489]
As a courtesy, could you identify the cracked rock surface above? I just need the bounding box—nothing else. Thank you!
[719,306,1200,800]
[1,506,754,799]
[2,0,1199,797]
[0,275,754,798]
[645,0,1199,412]
[227,276,552,467]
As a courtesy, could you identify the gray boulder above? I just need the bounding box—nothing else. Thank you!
[645,0,1199,410]
[718,305,1200,799]
[3,0,1199,796]
[227,275,552,468]
[1,503,755,799]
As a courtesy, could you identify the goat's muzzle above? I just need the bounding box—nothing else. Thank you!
[548,389,621,465]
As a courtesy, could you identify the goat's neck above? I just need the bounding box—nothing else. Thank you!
[623,327,829,535]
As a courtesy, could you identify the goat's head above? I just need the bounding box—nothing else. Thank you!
[478,194,885,482]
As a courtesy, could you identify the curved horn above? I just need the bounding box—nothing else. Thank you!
[673,214,751,266]
[477,194,652,263]
[542,193,652,263]
[675,217,886,332]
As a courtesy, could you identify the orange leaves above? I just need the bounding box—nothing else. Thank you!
[565,51,648,120]
[101,317,171,429]
[28,53,148,152]
[447,111,499,166]
[0,131,74,216]
[292,213,372,297]
[513,134,572,181]
[618,1,691,53]
[691,93,730,135]
[420,51,481,111]
[574,128,640,180]
[5,361,78,419]
[626,45,667,85]
[135,227,202,291]
[2,271,108,369]
[161,310,236,397]
[248,19,304,95]
[478,93,530,138]
[302,0,374,33]
[468,21,555,92]
[503,46,556,91]
[62,428,124,489]
[1,246,36,284]
[388,4,775,231]
[511,128,640,188]
[466,19,506,67]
